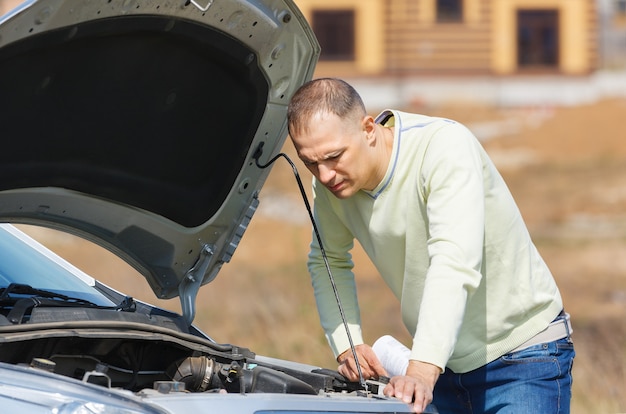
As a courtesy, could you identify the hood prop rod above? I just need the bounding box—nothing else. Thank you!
[254,143,368,391]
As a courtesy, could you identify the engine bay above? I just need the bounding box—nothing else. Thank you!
[0,306,366,397]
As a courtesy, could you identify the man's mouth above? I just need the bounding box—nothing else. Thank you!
[328,181,344,193]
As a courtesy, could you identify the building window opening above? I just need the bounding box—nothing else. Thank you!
[312,9,356,61]
[517,9,559,69]
[437,0,463,22]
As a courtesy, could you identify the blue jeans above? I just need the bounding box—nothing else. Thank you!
[432,337,575,413]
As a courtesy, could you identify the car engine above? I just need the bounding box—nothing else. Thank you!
[0,305,371,397]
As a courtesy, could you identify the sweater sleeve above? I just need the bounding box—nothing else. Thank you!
[308,179,364,358]
[409,121,486,370]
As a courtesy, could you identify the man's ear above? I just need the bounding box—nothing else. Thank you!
[362,115,377,143]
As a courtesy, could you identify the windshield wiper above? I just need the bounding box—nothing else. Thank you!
[0,283,101,305]
[0,283,136,324]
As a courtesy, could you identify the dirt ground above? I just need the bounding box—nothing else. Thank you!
[23,97,626,413]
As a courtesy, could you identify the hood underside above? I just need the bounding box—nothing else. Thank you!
[0,0,319,324]
[1,15,267,228]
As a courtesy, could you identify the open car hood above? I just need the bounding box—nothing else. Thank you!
[0,0,319,324]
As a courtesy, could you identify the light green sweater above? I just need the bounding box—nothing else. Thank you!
[308,110,563,373]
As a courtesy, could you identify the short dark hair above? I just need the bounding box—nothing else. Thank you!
[287,78,366,137]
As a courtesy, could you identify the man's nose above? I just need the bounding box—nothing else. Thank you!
[317,163,335,184]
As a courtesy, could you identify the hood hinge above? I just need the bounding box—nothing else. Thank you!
[179,244,214,326]
[178,196,259,326]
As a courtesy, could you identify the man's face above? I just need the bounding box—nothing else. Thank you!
[290,111,374,199]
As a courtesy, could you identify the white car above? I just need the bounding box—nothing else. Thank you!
[0,0,436,412]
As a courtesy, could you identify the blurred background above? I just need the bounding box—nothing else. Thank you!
[2,0,625,412]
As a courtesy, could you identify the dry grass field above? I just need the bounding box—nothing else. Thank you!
[21,98,626,413]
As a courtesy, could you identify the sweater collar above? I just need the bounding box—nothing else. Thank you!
[363,110,401,199]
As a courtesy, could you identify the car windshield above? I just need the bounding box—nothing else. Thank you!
[0,224,116,307]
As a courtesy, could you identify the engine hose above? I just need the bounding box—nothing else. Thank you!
[167,356,218,392]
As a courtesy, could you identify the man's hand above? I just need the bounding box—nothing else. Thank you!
[383,360,440,413]
[336,344,388,381]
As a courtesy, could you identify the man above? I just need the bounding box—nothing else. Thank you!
[287,78,574,413]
